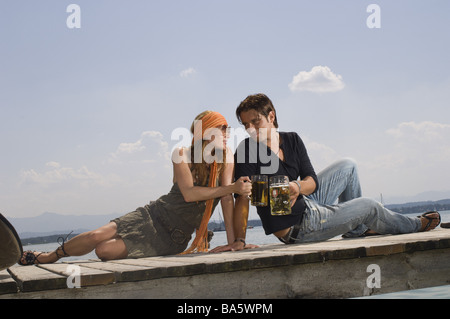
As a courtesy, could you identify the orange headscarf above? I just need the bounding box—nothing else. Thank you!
[191,111,228,144]
[181,111,228,254]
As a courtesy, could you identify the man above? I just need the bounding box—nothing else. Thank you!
[211,93,441,252]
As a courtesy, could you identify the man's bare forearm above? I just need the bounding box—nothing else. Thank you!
[234,195,250,240]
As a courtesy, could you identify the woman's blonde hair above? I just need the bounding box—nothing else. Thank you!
[189,110,227,186]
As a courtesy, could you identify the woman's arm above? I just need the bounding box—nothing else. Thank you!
[220,195,235,245]
[219,148,236,245]
[209,194,256,253]
[172,147,251,203]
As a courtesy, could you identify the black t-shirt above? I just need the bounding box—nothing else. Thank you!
[234,132,319,235]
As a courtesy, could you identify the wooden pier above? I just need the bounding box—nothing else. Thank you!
[1,228,449,299]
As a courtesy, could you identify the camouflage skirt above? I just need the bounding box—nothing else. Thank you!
[111,203,192,258]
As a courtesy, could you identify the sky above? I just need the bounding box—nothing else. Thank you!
[1,1,450,219]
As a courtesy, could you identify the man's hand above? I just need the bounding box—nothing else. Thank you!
[289,181,301,207]
[233,176,252,197]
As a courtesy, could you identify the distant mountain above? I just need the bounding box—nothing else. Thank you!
[383,191,450,205]
[385,199,450,215]
[385,198,450,209]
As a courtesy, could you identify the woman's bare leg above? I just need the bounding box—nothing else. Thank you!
[21,222,121,264]
[95,236,128,261]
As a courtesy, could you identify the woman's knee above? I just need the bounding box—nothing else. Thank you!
[94,241,109,260]
[95,239,127,261]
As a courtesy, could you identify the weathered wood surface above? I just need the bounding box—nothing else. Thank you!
[1,228,449,298]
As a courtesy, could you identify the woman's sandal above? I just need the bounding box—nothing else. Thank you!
[18,251,45,265]
[54,231,73,259]
[17,231,73,266]
[419,211,441,232]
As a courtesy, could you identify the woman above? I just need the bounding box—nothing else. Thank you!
[19,111,252,265]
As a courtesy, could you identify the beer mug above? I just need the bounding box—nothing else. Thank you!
[250,175,268,207]
[269,175,291,215]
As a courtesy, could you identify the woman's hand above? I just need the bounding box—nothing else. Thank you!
[233,176,252,197]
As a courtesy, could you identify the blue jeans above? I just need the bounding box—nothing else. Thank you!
[291,158,421,243]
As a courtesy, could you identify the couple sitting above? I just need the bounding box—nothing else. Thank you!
[20,94,441,265]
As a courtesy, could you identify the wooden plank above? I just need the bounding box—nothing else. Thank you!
[221,249,293,269]
[0,270,18,295]
[7,265,67,292]
[110,257,207,278]
[38,263,115,287]
[173,252,257,273]
[81,261,157,282]
[366,243,406,256]
[156,253,255,274]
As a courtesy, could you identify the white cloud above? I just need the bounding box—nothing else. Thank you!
[180,67,197,78]
[115,140,146,154]
[46,161,61,169]
[386,121,450,142]
[20,162,107,188]
[289,65,345,93]
[110,130,170,163]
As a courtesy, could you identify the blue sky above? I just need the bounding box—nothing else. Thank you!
[1,1,450,218]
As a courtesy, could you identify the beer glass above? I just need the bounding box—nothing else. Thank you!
[250,175,268,206]
[269,175,291,215]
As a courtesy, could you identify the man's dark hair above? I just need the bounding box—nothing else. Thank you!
[236,93,279,128]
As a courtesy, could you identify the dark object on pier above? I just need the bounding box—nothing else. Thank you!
[0,213,23,271]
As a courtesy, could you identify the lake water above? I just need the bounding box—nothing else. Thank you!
[22,210,450,298]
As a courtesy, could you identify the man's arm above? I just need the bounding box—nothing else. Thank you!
[296,176,317,196]
[289,176,317,206]
[232,194,250,249]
